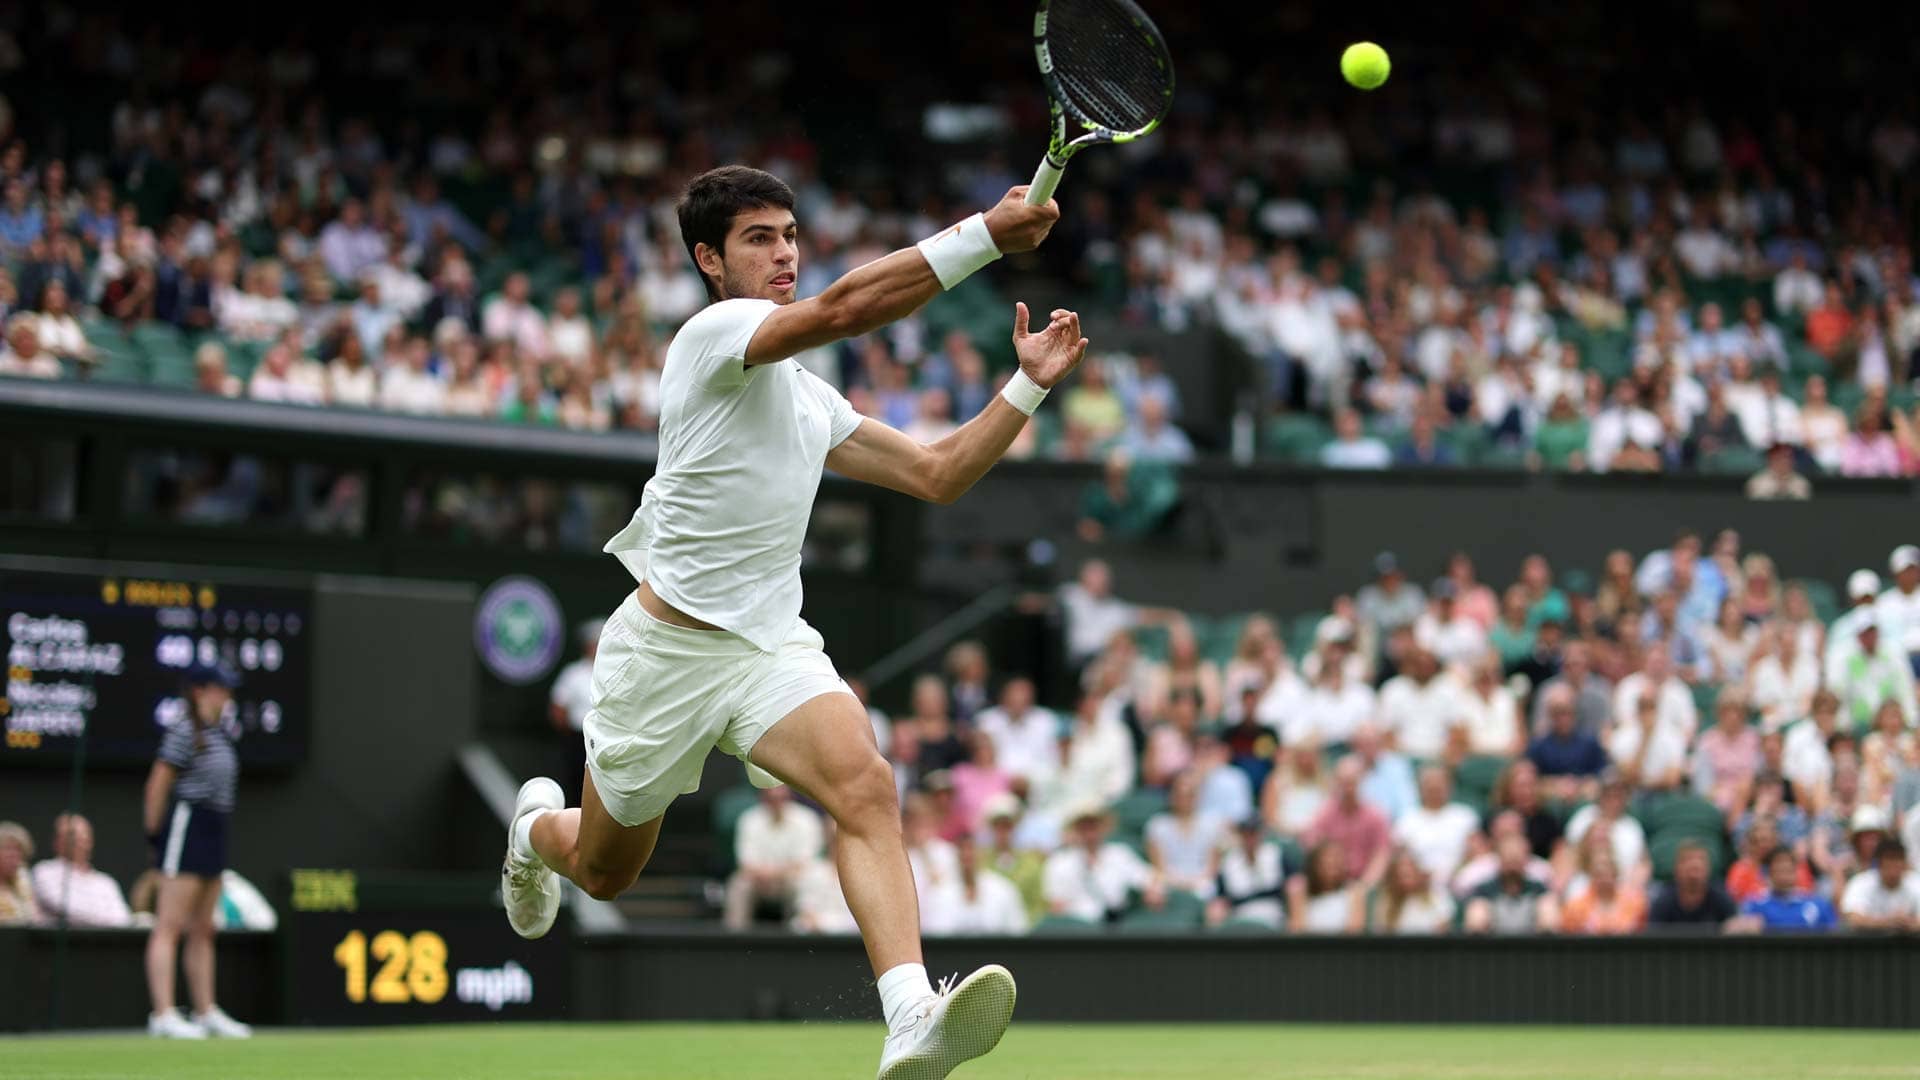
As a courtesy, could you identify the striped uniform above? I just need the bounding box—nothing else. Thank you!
[156,721,239,878]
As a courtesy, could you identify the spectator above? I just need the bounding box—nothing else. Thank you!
[1415,579,1490,670]
[1739,846,1837,932]
[31,813,132,928]
[945,733,1012,842]
[1693,692,1766,813]
[379,338,448,416]
[1840,403,1904,477]
[1042,802,1158,923]
[1565,773,1650,883]
[1191,732,1255,824]
[1608,688,1692,794]
[1452,809,1554,898]
[1838,839,1920,932]
[1648,840,1739,929]
[0,821,40,925]
[1286,840,1365,933]
[0,314,60,378]
[1834,619,1917,733]
[1145,772,1226,899]
[325,331,378,409]
[1445,553,1500,630]
[0,177,43,258]
[1393,766,1481,881]
[1305,756,1392,885]
[246,342,327,406]
[1459,654,1526,757]
[1530,640,1612,738]
[317,198,385,284]
[1060,358,1126,446]
[1798,375,1850,473]
[1746,441,1810,500]
[789,821,857,935]
[1376,647,1461,761]
[1731,299,1788,370]
[1261,743,1331,838]
[1772,252,1822,316]
[1320,408,1392,469]
[1491,759,1564,861]
[1368,848,1456,934]
[1207,818,1287,928]
[1588,379,1663,472]
[218,260,298,344]
[1356,552,1427,640]
[483,272,550,358]
[973,676,1059,796]
[906,674,968,774]
[420,256,482,336]
[1534,393,1590,470]
[1612,641,1698,738]
[1782,690,1844,809]
[1828,570,1892,685]
[1526,693,1609,803]
[1295,646,1377,748]
[33,280,89,363]
[1057,560,1145,671]
[1734,772,1811,854]
[1146,621,1225,725]
[980,795,1048,919]
[1558,846,1647,934]
[1143,689,1204,788]
[1726,817,1812,904]
[923,832,1028,936]
[1120,395,1195,464]
[1076,449,1180,543]
[1463,832,1560,934]
[903,792,962,913]
[722,786,824,931]
[192,343,241,398]
[1878,544,1920,678]
[1804,281,1855,360]
[1040,689,1138,832]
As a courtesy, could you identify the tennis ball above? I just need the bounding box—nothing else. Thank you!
[1341,42,1390,90]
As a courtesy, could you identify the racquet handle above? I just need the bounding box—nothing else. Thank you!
[1026,158,1065,205]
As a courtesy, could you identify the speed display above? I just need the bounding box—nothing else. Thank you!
[1,565,311,767]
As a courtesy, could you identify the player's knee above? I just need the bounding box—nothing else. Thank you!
[830,754,900,835]
[578,864,638,902]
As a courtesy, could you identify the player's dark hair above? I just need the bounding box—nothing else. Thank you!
[676,166,795,302]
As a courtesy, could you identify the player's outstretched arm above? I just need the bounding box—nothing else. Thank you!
[743,188,1059,365]
[826,303,1087,504]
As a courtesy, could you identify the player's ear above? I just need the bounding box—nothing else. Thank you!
[694,241,723,280]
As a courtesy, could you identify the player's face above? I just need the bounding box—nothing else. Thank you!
[715,208,799,305]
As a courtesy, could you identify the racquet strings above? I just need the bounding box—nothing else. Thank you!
[1045,0,1171,134]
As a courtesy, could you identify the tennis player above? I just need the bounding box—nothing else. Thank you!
[502,166,1077,1078]
[143,661,253,1039]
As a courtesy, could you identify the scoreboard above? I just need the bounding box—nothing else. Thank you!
[0,564,312,767]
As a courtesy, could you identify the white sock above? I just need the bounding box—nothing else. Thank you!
[877,962,933,1030]
[511,809,549,861]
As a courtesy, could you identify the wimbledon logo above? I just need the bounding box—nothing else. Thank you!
[474,576,564,685]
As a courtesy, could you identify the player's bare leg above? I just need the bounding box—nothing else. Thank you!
[750,691,1016,1080]
[503,770,662,938]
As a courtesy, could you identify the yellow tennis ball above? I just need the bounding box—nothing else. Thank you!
[1341,42,1390,90]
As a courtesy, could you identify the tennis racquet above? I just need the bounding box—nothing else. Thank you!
[1024,0,1176,206]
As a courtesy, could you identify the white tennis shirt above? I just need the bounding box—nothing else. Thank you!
[604,299,863,652]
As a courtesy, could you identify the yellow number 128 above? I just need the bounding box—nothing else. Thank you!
[332,929,449,1004]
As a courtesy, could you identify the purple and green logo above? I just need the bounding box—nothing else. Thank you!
[475,576,563,685]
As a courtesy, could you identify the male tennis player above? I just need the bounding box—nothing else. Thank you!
[502,165,1079,1078]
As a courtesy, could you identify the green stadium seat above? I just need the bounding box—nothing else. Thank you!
[1117,894,1204,933]
[1701,446,1765,476]
[1031,914,1104,934]
[1636,793,1725,839]
[1208,917,1282,933]
[1793,579,1841,626]
[1286,612,1324,660]
[1111,789,1168,841]
[1264,414,1332,464]
[1454,754,1511,808]
[1649,828,1730,883]
[708,785,762,876]
[1690,681,1720,721]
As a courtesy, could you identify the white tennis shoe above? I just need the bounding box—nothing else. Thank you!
[876,965,1018,1080]
[147,1008,207,1039]
[194,1006,253,1038]
[502,777,565,939]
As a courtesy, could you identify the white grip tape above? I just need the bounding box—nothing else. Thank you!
[916,213,1002,291]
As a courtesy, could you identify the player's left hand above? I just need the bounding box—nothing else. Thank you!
[1011,302,1088,390]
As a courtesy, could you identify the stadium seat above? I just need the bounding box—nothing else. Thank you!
[1111,789,1169,841]
[1636,793,1725,839]
[1690,681,1720,720]
[1264,414,1332,464]
[1701,446,1765,476]
[1117,895,1203,933]
[1286,612,1324,660]
[1453,754,1511,809]
[1209,917,1282,933]
[1793,579,1841,625]
[1031,914,1104,934]
[708,785,762,876]
[1649,828,1730,883]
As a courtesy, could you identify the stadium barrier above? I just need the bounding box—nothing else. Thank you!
[7,926,1917,1031]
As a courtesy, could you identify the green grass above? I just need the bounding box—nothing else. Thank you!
[5,1023,1919,1080]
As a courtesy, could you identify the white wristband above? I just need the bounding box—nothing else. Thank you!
[916,213,1001,290]
[1000,369,1049,416]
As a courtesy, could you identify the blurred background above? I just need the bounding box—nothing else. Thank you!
[3,0,1920,1037]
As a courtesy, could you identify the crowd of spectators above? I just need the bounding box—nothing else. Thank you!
[2,9,1917,482]
[0,814,273,931]
[722,532,1920,936]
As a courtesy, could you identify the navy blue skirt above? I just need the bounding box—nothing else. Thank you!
[159,800,229,878]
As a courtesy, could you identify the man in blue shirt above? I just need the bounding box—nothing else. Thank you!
[1740,847,1837,932]
[1525,695,1609,804]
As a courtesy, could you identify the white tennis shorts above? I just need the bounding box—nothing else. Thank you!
[582,590,853,827]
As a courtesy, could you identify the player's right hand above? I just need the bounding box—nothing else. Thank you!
[984,187,1060,254]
